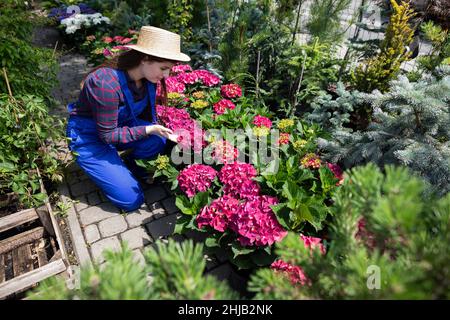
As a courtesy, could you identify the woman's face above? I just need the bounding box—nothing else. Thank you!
[141,60,174,83]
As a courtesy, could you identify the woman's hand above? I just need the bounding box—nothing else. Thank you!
[145,125,174,140]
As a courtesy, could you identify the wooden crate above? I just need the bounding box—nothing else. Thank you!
[0,176,68,299]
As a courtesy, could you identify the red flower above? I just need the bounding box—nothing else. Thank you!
[113,35,124,43]
[220,84,242,99]
[102,36,113,44]
[120,37,133,44]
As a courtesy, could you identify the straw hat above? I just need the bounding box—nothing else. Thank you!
[124,26,190,62]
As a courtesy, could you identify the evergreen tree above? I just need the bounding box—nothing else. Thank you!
[249,164,450,299]
[351,0,416,93]
[28,240,238,300]
[318,68,450,195]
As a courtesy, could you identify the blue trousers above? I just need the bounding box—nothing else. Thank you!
[66,116,166,212]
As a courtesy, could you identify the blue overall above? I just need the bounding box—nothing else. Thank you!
[66,70,166,212]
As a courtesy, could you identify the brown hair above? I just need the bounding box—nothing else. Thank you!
[83,49,177,105]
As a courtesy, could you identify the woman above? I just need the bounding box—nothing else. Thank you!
[66,26,190,212]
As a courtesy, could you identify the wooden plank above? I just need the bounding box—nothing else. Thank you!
[48,250,61,264]
[0,227,45,255]
[12,245,33,277]
[35,241,48,267]
[37,168,68,263]
[36,206,55,236]
[0,259,66,299]
[0,254,4,283]
[0,208,39,233]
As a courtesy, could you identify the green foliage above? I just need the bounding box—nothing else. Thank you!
[306,0,353,43]
[0,1,34,41]
[249,164,450,299]
[0,95,64,208]
[351,0,416,92]
[415,21,450,77]
[28,240,238,299]
[167,0,194,43]
[306,82,369,131]
[318,70,450,195]
[0,5,58,98]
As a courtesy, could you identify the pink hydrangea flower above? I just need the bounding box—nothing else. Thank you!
[177,72,199,85]
[221,84,242,99]
[157,77,186,95]
[230,196,287,246]
[271,260,311,286]
[300,153,321,169]
[120,37,133,44]
[355,217,377,250]
[278,133,290,145]
[210,140,239,164]
[253,115,272,129]
[193,70,221,87]
[113,35,124,42]
[171,64,193,74]
[177,164,217,198]
[102,36,113,43]
[219,162,260,199]
[213,99,236,115]
[197,195,241,232]
[300,234,326,255]
[327,162,344,185]
[156,105,205,152]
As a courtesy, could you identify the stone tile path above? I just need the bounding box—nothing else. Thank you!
[49,48,248,295]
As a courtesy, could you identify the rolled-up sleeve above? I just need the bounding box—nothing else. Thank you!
[83,68,148,144]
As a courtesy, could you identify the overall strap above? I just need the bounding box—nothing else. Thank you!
[146,82,157,124]
[115,69,139,125]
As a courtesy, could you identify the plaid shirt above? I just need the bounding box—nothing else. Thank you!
[71,67,149,144]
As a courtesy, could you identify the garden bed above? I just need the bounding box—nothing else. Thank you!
[0,173,68,300]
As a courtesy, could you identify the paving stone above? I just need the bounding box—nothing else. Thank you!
[206,263,233,282]
[87,192,101,206]
[184,229,208,243]
[90,236,121,264]
[84,224,100,244]
[132,249,146,267]
[170,233,185,243]
[74,195,89,212]
[78,202,120,226]
[98,215,128,238]
[70,179,98,197]
[125,208,154,228]
[145,214,178,240]
[204,254,219,271]
[161,197,178,214]
[144,185,167,204]
[147,201,166,220]
[66,171,80,184]
[120,227,152,250]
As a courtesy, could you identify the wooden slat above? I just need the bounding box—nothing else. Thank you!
[0,208,38,233]
[12,245,33,277]
[37,168,68,263]
[36,206,55,236]
[0,254,5,283]
[0,227,45,255]
[48,250,61,264]
[35,243,48,267]
[0,259,66,299]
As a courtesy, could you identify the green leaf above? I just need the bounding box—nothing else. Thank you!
[193,191,209,210]
[175,195,194,215]
[250,248,275,267]
[0,161,15,172]
[231,245,256,258]
[271,203,291,230]
[205,236,220,248]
